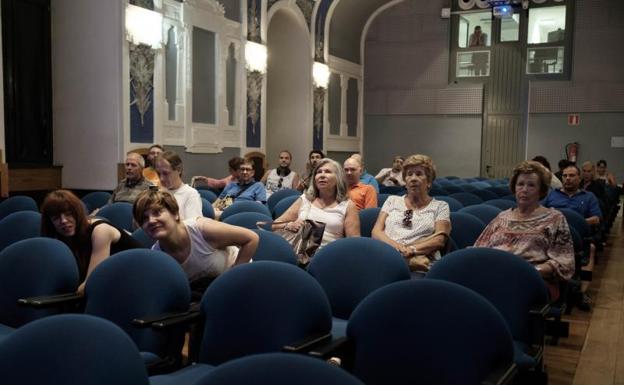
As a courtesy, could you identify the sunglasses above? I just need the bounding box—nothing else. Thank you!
[403,209,413,228]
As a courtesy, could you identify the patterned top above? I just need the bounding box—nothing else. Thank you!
[474,208,574,281]
[381,196,450,246]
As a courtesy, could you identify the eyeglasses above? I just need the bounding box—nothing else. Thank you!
[403,209,413,228]
[239,167,253,173]
[277,177,284,189]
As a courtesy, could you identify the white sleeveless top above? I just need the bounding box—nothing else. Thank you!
[297,195,349,247]
[265,169,297,197]
[152,218,238,282]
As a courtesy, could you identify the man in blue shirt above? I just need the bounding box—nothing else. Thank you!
[543,164,600,311]
[218,159,267,204]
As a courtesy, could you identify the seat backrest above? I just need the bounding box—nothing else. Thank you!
[223,212,272,230]
[0,211,41,251]
[266,188,300,213]
[379,185,405,195]
[449,192,483,207]
[97,202,134,232]
[377,193,391,208]
[358,207,380,237]
[0,314,148,385]
[221,201,271,221]
[433,195,464,212]
[429,186,448,196]
[130,228,154,248]
[449,212,485,249]
[491,185,512,197]
[347,280,514,385]
[558,208,591,237]
[471,181,492,190]
[81,192,112,213]
[0,195,39,221]
[442,184,464,194]
[198,189,218,203]
[308,238,410,320]
[251,229,297,265]
[427,248,549,344]
[201,198,215,219]
[471,189,499,202]
[483,198,516,210]
[458,204,501,225]
[84,249,190,357]
[199,261,332,365]
[272,195,300,219]
[457,183,477,192]
[196,353,365,385]
[0,238,79,327]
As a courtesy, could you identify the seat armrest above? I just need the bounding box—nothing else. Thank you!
[308,337,355,371]
[481,362,517,385]
[151,311,202,329]
[528,303,549,347]
[132,302,200,328]
[282,332,331,353]
[18,292,84,308]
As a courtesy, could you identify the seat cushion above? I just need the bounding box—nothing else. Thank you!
[513,341,536,369]
[331,317,348,339]
[0,323,14,343]
[150,363,215,385]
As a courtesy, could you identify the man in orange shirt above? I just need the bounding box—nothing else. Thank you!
[344,157,377,210]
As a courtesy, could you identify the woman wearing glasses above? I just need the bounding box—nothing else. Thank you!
[372,154,450,272]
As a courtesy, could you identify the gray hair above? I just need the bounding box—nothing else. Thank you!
[305,158,349,203]
[126,152,145,168]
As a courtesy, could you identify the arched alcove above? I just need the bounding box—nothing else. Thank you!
[265,7,311,172]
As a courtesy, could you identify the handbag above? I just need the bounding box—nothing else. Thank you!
[212,196,234,210]
[274,220,326,267]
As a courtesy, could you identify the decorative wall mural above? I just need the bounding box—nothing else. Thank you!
[314,0,332,62]
[246,70,263,147]
[247,0,261,42]
[129,43,155,142]
[296,0,315,30]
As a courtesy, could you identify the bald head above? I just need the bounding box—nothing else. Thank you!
[344,157,362,186]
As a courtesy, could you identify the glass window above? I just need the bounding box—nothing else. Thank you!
[527,46,564,74]
[458,12,491,48]
[501,14,520,42]
[527,6,566,44]
[457,51,490,77]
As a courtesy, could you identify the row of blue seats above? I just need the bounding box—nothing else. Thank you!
[0,235,549,384]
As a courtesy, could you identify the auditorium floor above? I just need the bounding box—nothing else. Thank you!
[546,210,623,385]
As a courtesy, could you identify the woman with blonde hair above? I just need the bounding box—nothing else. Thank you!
[372,154,450,272]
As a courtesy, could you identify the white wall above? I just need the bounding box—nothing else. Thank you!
[51,0,124,190]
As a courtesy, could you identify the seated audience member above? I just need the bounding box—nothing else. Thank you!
[41,190,142,294]
[261,150,300,197]
[375,156,405,187]
[193,157,244,192]
[344,156,377,210]
[532,155,562,189]
[143,144,163,186]
[350,153,379,193]
[554,159,572,181]
[155,151,203,220]
[596,159,617,188]
[581,161,608,213]
[214,159,267,213]
[109,152,153,204]
[133,189,258,296]
[543,163,601,310]
[474,161,574,300]
[274,158,360,250]
[296,150,324,192]
[372,154,450,272]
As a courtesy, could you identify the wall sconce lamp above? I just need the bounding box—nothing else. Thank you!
[312,62,330,142]
[125,4,163,48]
[245,41,267,134]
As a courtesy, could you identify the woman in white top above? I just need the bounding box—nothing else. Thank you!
[133,189,258,295]
[273,158,360,248]
[372,154,451,271]
[155,151,203,220]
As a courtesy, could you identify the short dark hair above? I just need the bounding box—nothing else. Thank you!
[531,156,551,171]
[149,144,164,151]
[133,189,180,226]
[558,159,573,170]
[597,159,607,168]
[563,164,581,176]
[309,150,324,160]
[228,157,244,171]
[510,161,551,200]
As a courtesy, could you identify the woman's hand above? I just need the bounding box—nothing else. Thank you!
[408,255,431,272]
[284,220,303,232]
[76,282,86,295]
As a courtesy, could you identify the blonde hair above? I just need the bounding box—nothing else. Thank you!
[401,154,437,183]
[304,158,349,203]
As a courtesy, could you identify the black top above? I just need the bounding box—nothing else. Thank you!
[77,220,142,280]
